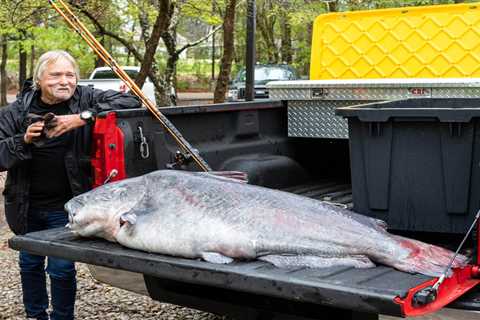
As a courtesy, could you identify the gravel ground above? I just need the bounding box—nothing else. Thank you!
[0,172,478,319]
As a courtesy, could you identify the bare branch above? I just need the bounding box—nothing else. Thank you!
[69,2,143,62]
[176,24,222,56]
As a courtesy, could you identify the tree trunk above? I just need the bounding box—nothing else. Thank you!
[0,36,8,106]
[327,1,338,12]
[161,29,178,106]
[135,0,172,90]
[19,49,27,88]
[280,9,292,64]
[29,44,35,78]
[18,31,28,88]
[214,0,237,103]
[138,7,151,46]
[157,1,185,107]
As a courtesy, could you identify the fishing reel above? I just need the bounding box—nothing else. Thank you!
[166,150,193,170]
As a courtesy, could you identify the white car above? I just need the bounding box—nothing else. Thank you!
[78,66,156,106]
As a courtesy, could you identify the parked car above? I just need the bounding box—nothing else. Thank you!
[227,64,298,101]
[78,66,156,106]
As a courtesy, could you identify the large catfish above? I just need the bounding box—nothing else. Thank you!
[65,170,468,277]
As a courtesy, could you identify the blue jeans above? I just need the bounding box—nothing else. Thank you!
[19,209,76,320]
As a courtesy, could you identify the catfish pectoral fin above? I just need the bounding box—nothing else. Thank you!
[120,212,137,226]
[201,252,235,264]
[258,254,376,269]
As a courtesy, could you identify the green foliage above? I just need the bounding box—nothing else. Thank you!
[182,0,223,26]
[0,0,477,90]
[30,27,95,77]
[176,59,220,91]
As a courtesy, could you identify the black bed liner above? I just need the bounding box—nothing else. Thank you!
[8,181,480,318]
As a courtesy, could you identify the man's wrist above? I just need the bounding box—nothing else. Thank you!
[79,110,95,124]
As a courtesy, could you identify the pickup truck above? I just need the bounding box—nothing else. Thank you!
[8,101,480,320]
[227,64,298,101]
[78,66,156,106]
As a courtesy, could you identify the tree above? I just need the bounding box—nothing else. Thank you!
[213,0,237,103]
[0,0,48,103]
[279,7,292,64]
[70,0,170,105]
[256,0,278,63]
[18,29,28,87]
[0,35,7,106]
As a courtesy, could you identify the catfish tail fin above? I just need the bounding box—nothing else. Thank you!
[389,235,469,277]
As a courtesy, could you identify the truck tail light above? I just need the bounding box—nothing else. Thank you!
[91,112,127,188]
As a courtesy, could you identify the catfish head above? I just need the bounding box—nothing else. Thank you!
[65,176,146,241]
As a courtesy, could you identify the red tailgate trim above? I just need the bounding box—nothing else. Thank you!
[394,266,480,317]
[91,112,127,187]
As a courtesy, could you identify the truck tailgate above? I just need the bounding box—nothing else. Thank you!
[8,227,460,318]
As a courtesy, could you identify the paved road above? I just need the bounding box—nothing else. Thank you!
[5,92,214,106]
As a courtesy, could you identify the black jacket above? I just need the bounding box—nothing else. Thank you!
[0,81,141,234]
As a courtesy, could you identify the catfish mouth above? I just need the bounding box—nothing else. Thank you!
[65,198,84,227]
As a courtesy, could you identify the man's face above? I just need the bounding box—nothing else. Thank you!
[38,58,77,104]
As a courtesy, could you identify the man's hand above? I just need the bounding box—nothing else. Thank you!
[46,114,86,138]
[24,121,45,144]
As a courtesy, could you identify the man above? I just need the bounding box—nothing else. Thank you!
[0,50,141,320]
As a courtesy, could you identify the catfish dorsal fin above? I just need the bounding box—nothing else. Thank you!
[204,171,249,184]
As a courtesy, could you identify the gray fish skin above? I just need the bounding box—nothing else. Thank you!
[65,170,468,277]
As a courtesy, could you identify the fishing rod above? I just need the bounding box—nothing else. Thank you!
[48,0,212,172]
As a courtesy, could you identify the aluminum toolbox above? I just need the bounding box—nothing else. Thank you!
[268,78,480,138]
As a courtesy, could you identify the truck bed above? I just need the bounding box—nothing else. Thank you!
[9,181,480,319]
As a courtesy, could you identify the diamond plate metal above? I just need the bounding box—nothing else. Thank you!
[269,88,311,100]
[271,79,480,138]
[432,87,480,98]
[288,100,371,138]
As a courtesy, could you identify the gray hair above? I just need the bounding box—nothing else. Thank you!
[32,50,80,90]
